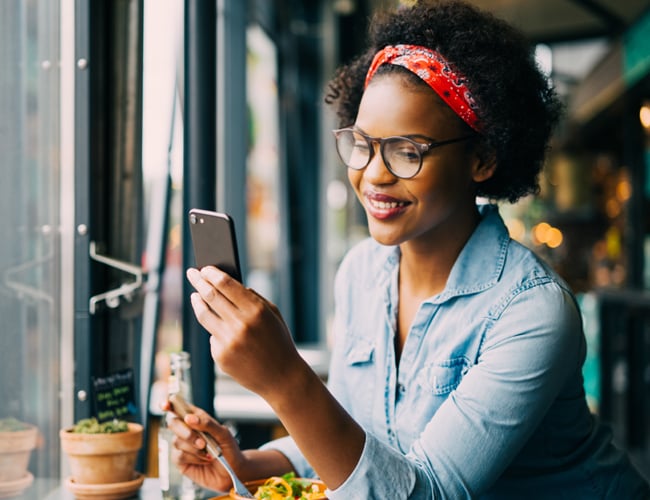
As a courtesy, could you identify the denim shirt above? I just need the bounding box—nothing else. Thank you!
[262,205,649,499]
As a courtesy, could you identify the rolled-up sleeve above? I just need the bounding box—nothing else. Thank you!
[326,432,427,499]
[260,431,430,499]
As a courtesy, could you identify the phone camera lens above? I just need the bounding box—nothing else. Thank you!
[190,214,197,224]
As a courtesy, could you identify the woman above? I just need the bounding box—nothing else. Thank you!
[167,1,650,497]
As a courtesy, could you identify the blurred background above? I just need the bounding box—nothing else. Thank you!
[1,0,649,495]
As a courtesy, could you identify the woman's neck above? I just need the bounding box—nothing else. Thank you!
[398,207,480,298]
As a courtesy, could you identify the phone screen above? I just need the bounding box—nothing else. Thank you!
[188,209,242,282]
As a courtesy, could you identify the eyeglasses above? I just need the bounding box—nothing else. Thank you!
[332,127,475,179]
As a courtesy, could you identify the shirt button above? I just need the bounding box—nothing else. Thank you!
[397,383,406,394]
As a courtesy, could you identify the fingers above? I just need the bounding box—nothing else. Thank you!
[198,266,243,301]
[163,414,210,465]
[160,399,203,451]
[191,266,256,315]
[187,266,265,338]
[187,267,245,328]
[166,404,235,465]
[168,402,238,450]
[187,267,239,305]
[190,292,223,336]
[187,268,226,305]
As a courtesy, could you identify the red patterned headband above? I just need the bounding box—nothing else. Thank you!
[365,44,482,132]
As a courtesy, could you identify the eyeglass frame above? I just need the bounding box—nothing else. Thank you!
[332,127,476,179]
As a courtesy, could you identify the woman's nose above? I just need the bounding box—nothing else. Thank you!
[363,142,396,183]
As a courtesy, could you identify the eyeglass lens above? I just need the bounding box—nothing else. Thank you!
[335,129,423,178]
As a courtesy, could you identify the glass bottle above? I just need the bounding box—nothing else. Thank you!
[158,351,201,499]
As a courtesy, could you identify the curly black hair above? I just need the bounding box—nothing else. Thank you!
[325,0,563,203]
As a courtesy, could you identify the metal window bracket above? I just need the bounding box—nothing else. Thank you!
[88,241,144,314]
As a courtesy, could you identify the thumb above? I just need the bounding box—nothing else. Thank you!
[182,408,238,450]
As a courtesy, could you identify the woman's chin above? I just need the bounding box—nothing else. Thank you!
[367,225,404,247]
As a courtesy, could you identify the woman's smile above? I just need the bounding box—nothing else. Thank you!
[364,190,411,219]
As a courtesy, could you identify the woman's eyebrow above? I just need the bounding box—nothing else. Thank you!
[351,125,436,142]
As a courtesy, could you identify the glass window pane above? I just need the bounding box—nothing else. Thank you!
[0,0,63,496]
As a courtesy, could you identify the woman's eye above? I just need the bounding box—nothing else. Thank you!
[353,142,370,153]
[392,145,419,162]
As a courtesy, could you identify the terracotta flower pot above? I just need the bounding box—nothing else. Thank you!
[60,423,143,485]
[0,424,38,482]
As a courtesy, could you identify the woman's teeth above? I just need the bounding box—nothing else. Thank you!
[369,199,406,209]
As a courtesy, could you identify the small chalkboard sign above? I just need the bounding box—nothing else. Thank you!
[92,368,137,422]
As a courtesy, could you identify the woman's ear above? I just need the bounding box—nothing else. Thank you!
[471,144,497,183]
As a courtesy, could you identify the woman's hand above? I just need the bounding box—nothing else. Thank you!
[161,399,246,492]
[185,265,366,491]
[186,266,309,399]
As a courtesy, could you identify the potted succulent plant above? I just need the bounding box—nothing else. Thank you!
[0,417,38,498]
[60,417,144,498]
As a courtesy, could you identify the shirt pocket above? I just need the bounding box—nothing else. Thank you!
[397,357,471,448]
[345,336,374,365]
[417,357,470,396]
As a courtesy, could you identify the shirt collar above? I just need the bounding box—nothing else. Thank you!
[438,204,509,301]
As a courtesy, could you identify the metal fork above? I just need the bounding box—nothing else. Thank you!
[169,393,255,498]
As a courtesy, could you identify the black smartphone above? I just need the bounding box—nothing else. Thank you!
[188,209,242,282]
